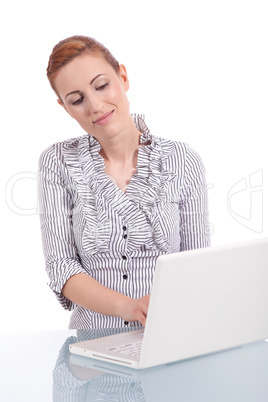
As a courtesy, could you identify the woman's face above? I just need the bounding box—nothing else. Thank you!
[54,53,131,142]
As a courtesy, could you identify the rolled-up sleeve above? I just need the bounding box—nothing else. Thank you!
[38,145,87,310]
[179,145,211,251]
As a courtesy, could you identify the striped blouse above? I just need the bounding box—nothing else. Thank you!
[38,114,210,329]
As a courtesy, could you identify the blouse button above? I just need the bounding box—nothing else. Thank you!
[122,255,127,260]
[123,225,127,231]
[124,321,129,326]
[123,234,127,239]
[123,274,128,280]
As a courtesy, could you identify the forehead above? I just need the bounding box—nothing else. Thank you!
[54,53,116,96]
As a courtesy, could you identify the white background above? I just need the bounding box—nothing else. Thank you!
[1,0,267,331]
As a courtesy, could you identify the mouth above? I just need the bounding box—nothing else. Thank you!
[93,110,114,125]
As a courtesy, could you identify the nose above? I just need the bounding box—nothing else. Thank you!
[85,91,104,115]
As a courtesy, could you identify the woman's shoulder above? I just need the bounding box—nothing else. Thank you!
[152,134,205,176]
[41,134,88,154]
[39,134,89,164]
[152,134,194,161]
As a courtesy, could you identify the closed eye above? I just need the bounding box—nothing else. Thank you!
[96,82,109,91]
[72,96,84,106]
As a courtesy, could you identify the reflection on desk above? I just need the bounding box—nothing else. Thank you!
[53,329,268,402]
[0,329,267,401]
[54,328,145,401]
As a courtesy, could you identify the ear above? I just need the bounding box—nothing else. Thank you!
[57,98,64,107]
[118,64,130,92]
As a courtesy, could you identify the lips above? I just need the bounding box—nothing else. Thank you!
[93,110,114,125]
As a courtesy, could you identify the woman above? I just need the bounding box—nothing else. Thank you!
[39,35,210,330]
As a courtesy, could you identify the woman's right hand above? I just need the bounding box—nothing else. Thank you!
[117,295,150,327]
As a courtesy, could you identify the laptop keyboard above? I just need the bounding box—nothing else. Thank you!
[106,341,142,358]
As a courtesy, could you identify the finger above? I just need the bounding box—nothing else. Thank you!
[137,310,147,327]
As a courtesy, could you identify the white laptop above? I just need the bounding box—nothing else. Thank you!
[69,237,268,369]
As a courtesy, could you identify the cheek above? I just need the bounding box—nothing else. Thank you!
[107,83,128,105]
[67,110,78,120]
[66,105,86,121]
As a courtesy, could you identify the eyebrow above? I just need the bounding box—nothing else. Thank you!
[65,90,81,100]
[65,74,105,99]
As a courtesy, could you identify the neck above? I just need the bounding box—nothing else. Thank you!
[99,117,141,165]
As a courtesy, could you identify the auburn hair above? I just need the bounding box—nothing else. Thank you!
[47,35,120,96]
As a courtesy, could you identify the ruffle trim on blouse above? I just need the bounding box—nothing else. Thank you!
[62,114,178,254]
[130,115,178,252]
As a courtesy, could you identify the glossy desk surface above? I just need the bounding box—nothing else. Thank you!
[0,328,268,401]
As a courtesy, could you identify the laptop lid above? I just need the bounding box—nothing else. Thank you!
[139,237,268,368]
